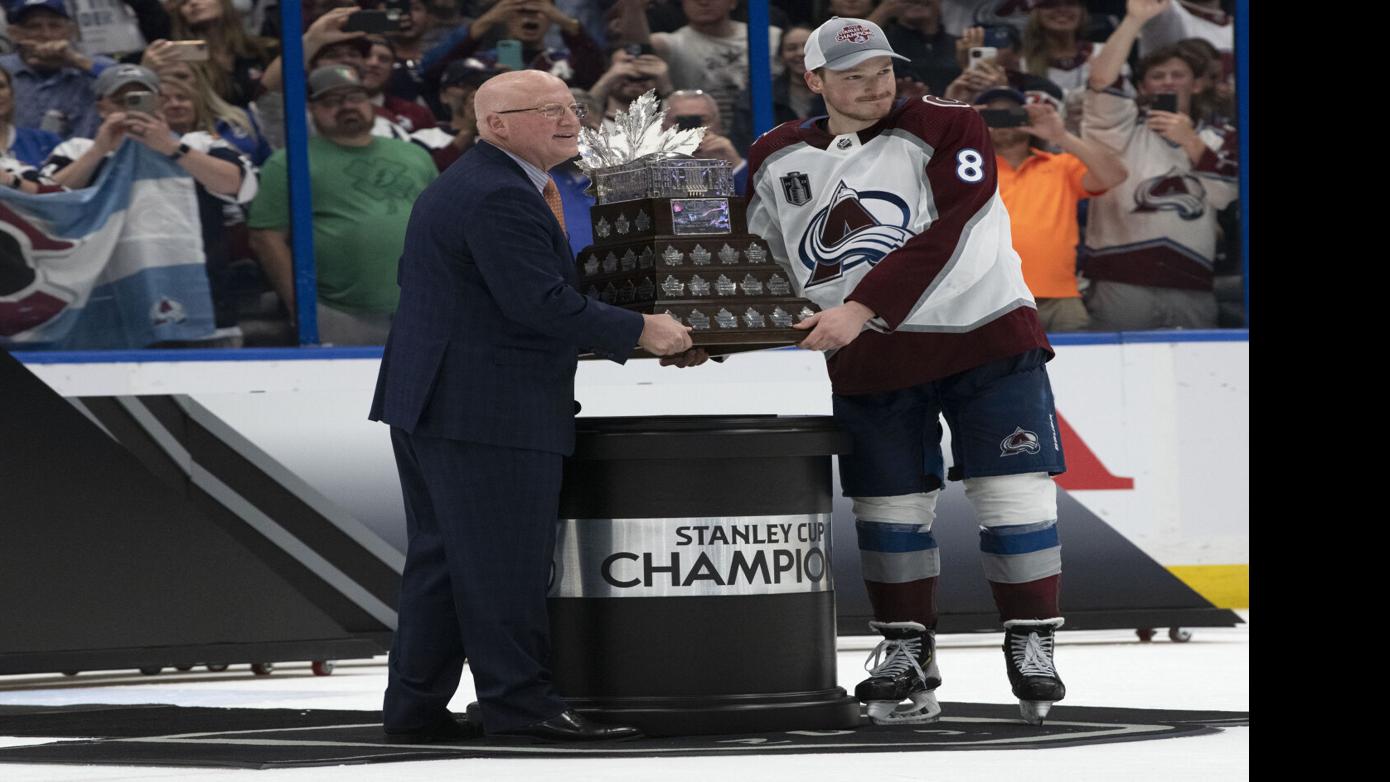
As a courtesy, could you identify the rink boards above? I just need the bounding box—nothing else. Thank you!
[13,331,1249,609]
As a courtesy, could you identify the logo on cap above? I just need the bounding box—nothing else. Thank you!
[837,24,873,43]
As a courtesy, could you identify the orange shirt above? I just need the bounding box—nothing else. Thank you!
[996,151,1104,299]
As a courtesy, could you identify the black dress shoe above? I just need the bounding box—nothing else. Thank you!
[496,709,642,742]
[383,714,484,743]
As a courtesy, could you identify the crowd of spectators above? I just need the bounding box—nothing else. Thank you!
[0,0,1242,350]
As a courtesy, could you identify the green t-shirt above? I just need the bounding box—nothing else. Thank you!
[248,136,437,315]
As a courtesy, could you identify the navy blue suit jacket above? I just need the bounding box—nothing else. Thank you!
[370,141,644,455]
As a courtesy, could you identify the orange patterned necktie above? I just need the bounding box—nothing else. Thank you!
[542,176,567,234]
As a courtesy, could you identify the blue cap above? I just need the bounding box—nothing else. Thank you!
[5,0,71,23]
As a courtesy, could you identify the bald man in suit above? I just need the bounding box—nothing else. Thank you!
[371,70,697,742]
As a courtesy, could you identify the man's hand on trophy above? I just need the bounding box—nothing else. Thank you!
[794,301,876,351]
[639,313,694,355]
[659,348,710,367]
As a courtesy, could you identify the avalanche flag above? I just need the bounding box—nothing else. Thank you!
[0,140,215,349]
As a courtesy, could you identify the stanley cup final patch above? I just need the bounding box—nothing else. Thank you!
[781,171,812,206]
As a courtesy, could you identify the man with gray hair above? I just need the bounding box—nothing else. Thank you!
[661,88,746,193]
[371,68,695,743]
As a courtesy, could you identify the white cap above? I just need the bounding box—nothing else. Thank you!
[803,17,910,72]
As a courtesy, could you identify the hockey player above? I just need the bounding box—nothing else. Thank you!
[746,16,1069,726]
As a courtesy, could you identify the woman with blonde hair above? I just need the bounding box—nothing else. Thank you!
[157,59,272,163]
[145,0,277,107]
[1019,0,1119,93]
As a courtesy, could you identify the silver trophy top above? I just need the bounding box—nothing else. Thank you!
[577,91,735,204]
[576,90,704,174]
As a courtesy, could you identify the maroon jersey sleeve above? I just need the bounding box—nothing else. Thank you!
[747,119,805,191]
[845,100,1001,330]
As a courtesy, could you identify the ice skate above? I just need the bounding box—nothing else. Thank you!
[1003,618,1066,725]
[856,621,942,725]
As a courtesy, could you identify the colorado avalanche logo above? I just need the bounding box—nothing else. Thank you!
[150,296,187,326]
[0,203,78,338]
[837,24,873,43]
[1000,427,1041,456]
[1133,167,1207,220]
[797,181,915,287]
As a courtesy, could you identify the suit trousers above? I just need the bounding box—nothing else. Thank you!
[382,427,569,733]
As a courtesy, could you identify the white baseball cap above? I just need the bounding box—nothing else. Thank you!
[803,17,910,72]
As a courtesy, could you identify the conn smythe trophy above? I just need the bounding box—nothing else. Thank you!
[575,92,819,357]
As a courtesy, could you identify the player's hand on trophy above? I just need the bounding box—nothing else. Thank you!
[659,348,710,368]
[639,312,694,356]
[794,301,875,351]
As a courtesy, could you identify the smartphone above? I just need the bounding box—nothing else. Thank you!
[343,9,402,33]
[1151,93,1178,113]
[982,26,1013,49]
[675,114,704,131]
[968,46,998,69]
[122,91,160,116]
[980,107,1029,128]
[496,39,524,71]
[623,42,655,58]
[166,40,209,62]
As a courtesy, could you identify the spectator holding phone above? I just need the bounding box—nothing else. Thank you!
[1,0,116,139]
[976,87,1127,331]
[426,0,605,92]
[943,25,1067,123]
[157,59,271,164]
[257,11,413,149]
[589,42,672,131]
[1079,0,1237,331]
[40,63,259,345]
[661,88,745,194]
[165,0,277,107]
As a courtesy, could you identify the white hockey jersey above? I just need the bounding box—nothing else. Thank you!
[747,96,1049,394]
[1080,82,1238,290]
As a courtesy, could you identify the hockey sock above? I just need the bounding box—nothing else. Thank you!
[989,574,1061,623]
[866,576,938,629]
[857,519,940,629]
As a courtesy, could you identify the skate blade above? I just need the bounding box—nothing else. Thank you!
[1018,700,1053,726]
[865,692,942,725]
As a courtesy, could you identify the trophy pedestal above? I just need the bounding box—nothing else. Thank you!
[548,416,861,736]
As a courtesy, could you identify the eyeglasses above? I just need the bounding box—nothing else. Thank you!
[314,90,370,108]
[497,102,587,121]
